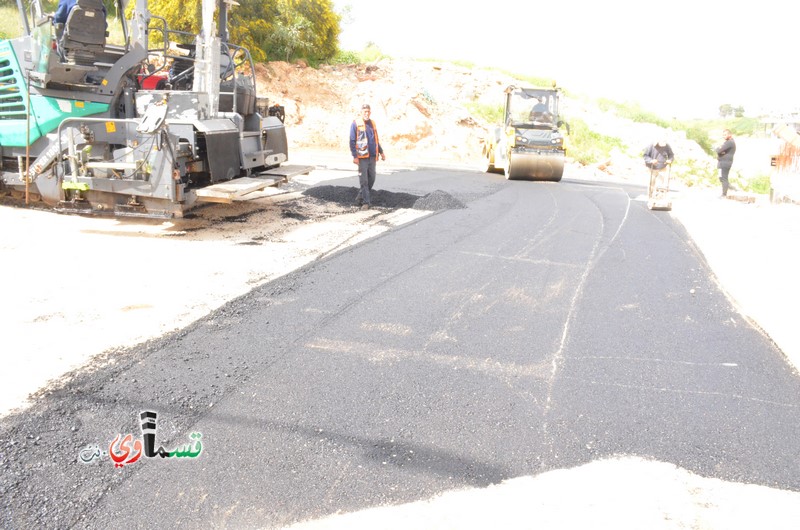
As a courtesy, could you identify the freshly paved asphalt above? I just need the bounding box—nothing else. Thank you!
[2,168,798,528]
[668,186,800,372]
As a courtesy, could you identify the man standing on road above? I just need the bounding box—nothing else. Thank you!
[350,104,385,210]
[715,129,736,198]
[643,138,674,200]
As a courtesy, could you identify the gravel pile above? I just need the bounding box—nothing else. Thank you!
[303,185,465,211]
[413,189,466,211]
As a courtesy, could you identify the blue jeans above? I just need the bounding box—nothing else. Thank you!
[357,157,376,205]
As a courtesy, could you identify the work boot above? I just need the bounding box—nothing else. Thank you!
[360,204,370,211]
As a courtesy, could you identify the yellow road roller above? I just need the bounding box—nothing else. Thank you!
[482,85,569,181]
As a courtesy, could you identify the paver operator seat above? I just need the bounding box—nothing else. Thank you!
[58,0,107,65]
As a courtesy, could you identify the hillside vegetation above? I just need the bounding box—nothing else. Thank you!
[256,57,774,194]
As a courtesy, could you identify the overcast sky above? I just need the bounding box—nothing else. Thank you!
[334,0,799,119]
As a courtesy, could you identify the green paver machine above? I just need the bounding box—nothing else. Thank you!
[0,0,288,217]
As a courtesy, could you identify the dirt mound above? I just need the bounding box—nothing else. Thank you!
[256,59,522,166]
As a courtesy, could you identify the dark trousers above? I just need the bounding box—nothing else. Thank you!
[357,157,376,205]
[719,166,731,196]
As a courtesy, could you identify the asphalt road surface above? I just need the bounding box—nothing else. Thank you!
[2,168,799,528]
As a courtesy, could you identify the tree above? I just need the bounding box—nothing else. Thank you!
[147,0,202,35]
[290,0,340,62]
[247,0,341,63]
[271,1,314,62]
[141,0,340,64]
[719,103,733,118]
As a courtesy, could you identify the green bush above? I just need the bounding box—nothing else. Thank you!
[597,98,671,128]
[672,158,716,188]
[358,43,387,63]
[731,172,770,195]
[685,126,714,156]
[568,118,626,165]
[728,117,760,137]
[324,44,388,65]
[329,49,360,65]
[516,74,556,88]
[465,101,503,125]
[745,174,771,195]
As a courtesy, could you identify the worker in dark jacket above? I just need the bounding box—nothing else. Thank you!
[715,129,736,197]
[643,139,674,200]
[644,139,674,170]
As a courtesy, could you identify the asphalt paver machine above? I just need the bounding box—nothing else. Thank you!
[0,0,288,217]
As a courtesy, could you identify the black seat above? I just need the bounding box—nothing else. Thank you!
[60,0,106,65]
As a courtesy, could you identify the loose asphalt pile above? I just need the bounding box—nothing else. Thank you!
[303,185,465,211]
[412,189,467,210]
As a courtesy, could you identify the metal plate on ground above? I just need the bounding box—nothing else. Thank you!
[258,165,315,179]
[196,176,282,203]
[647,198,673,211]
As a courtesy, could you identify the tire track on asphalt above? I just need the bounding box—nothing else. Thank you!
[542,186,632,428]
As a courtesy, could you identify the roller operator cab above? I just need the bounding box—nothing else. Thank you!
[0,0,288,218]
[482,85,569,181]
